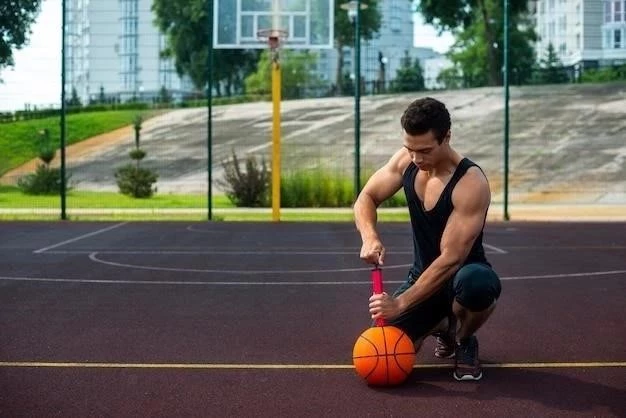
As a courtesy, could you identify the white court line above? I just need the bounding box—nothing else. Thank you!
[41,250,414,255]
[484,243,508,254]
[88,252,412,274]
[0,269,624,286]
[39,248,502,255]
[1,361,625,370]
[33,223,127,254]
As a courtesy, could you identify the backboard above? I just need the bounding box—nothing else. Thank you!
[214,0,334,49]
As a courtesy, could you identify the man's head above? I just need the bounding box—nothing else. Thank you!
[400,97,452,170]
[401,97,451,143]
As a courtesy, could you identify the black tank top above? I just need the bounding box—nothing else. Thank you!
[402,157,489,276]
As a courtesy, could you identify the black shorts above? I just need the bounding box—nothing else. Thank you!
[387,263,502,342]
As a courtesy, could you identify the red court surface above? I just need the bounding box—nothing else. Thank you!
[1,221,625,417]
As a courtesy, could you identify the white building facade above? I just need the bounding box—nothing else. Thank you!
[65,0,193,104]
[316,0,438,92]
[532,0,626,72]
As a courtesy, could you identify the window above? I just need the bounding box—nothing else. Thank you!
[606,1,612,23]
[616,1,623,22]
[615,29,622,48]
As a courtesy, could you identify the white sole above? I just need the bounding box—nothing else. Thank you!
[453,371,483,381]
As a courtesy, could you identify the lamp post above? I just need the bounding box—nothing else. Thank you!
[341,0,368,198]
[503,0,510,221]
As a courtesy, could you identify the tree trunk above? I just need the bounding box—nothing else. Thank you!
[335,43,344,96]
[477,0,501,86]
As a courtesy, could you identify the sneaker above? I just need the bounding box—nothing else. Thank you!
[454,335,482,381]
[433,315,456,359]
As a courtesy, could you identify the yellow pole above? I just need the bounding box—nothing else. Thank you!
[271,55,281,222]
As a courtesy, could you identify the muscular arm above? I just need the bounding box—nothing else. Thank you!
[354,149,411,264]
[392,167,491,314]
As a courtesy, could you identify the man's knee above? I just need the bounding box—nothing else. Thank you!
[453,263,501,312]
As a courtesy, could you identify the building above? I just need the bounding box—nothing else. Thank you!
[65,0,193,104]
[423,55,454,89]
[531,0,626,74]
[317,0,436,93]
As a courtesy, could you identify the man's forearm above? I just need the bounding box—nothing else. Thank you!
[354,194,379,240]
[396,255,461,312]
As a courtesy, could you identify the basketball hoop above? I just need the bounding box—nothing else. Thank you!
[257,29,288,51]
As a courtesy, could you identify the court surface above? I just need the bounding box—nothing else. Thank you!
[1,221,625,417]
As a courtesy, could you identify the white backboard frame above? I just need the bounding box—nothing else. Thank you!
[213,0,334,49]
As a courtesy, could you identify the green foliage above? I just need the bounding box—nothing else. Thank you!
[244,50,323,99]
[532,43,569,84]
[37,129,55,165]
[0,110,153,177]
[152,0,260,93]
[333,0,382,89]
[114,165,158,198]
[114,116,158,198]
[580,65,626,83]
[0,0,42,71]
[281,170,353,207]
[418,0,534,86]
[16,127,66,195]
[218,151,270,207]
[17,164,63,195]
[129,149,146,161]
[67,87,82,107]
[390,50,425,92]
[280,169,407,208]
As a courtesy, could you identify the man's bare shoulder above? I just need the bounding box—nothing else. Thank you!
[387,148,412,175]
[452,166,491,210]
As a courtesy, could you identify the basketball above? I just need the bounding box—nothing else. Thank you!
[352,325,416,386]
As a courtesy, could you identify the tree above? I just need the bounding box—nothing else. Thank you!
[390,50,425,92]
[333,1,382,92]
[0,0,42,73]
[417,0,531,86]
[152,0,260,94]
[245,50,323,100]
[533,43,569,84]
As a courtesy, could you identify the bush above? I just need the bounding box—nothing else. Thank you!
[114,114,158,198]
[218,151,270,207]
[17,164,63,195]
[114,165,158,198]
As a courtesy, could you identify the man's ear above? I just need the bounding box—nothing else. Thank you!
[442,130,451,144]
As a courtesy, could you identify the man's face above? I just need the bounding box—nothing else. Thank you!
[402,130,449,171]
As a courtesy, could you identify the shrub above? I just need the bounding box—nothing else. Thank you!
[17,128,68,195]
[218,151,270,207]
[114,165,158,198]
[17,164,63,195]
[114,114,158,198]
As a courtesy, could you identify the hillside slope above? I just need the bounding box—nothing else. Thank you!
[2,83,625,203]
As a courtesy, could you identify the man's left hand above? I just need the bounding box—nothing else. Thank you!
[369,292,403,322]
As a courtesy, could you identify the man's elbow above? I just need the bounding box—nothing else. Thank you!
[440,250,466,272]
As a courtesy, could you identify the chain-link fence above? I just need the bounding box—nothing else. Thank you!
[0,0,624,220]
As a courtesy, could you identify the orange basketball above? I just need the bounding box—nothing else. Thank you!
[352,325,416,386]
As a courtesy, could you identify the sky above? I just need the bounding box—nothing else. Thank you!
[0,0,454,112]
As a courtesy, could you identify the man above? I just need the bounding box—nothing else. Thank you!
[353,97,501,381]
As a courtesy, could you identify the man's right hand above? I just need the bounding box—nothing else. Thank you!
[360,237,386,265]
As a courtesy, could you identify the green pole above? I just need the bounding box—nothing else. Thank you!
[354,0,361,198]
[503,0,510,221]
[60,0,67,220]
[207,0,213,221]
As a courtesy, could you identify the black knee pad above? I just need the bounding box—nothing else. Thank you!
[453,263,502,312]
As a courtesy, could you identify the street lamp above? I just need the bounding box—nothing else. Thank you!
[341,0,368,198]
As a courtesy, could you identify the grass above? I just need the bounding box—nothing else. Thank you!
[0,186,410,222]
[0,186,233,208]
[0,210,410,222]
[0,110,161,176]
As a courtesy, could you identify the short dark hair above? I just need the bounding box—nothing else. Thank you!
[400,97,451,144]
